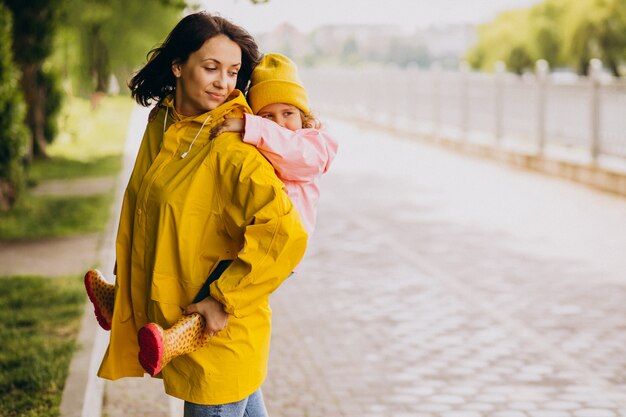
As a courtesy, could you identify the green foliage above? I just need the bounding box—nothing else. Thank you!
[0,192,112,239]
[0,3,29,210]
[2,0,64,65]
[507,45,534,75]
[465,0,626,76]
[29,155,121,182]
[40,95,132,165]
[0,275,84,417]
[562,0,626,75]
[466,9,534,72]
[2,0,67,158]
[0,95,131,239]
[57,0,185,94]
[526,0,567,67]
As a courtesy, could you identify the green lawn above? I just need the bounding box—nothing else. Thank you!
[0,193,112,240]
[0,95,133,240]
[0,275,85,417]
[29,95,133,182]
[0,94,134,416]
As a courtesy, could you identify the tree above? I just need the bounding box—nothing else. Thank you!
[563,0,626,76]
[465,9,533,72]
[2,0,64,159]
[57,0,186,95]
[60,0,266,96]
[506,44,534,75]
[466,0,626,76]
[0,3,29,210]
[526,0,567,68]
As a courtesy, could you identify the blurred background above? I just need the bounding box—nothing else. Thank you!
[1,0,626,211]
[1,1,626,417]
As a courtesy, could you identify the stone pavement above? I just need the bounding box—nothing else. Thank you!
[261,119,626,417]
[62,110,626,417]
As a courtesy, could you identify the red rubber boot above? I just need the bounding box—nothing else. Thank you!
[137,313,210,376]
[84,269,114,331]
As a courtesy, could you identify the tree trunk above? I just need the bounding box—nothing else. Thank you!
[0,178,16,212]
[90,24,109,93]
[20,63,48,160]
[607,58,620,77]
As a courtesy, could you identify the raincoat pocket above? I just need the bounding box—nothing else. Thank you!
[150,272,202,307]
[150,272,203,326]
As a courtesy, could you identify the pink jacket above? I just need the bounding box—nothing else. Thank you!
[243,113,338,236]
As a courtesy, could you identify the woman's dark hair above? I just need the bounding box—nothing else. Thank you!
[129,12,260,107]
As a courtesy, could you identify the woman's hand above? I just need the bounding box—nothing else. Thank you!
[210,117,245,139]
[184,296,229,337]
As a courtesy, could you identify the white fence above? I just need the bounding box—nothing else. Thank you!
[301,65,626,160]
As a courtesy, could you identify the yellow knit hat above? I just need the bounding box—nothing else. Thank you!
[248,53,310,115]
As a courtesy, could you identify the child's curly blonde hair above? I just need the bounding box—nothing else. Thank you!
[301,110,321,129]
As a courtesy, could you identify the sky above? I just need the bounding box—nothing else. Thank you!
[199,0,544,34]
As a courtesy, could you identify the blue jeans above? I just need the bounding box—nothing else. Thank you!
[183,389,269,417]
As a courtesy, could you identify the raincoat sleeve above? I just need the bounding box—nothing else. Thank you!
[243,113,338,182]
[209,138,308,318]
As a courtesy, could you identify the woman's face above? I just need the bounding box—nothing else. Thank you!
[173,34,242,116]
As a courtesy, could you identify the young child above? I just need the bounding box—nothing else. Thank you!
[85,53,338,376]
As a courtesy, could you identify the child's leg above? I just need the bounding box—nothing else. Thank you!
[137,313,210,376]
[84,269,115,330]
[138,260,233,376]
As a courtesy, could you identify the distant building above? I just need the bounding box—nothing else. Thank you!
[310,24,402,57]
[255,23,313,59]
[254,22,477,67]
[413,24,477,60]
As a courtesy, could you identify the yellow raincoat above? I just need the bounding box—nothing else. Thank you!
[98,91,308,405]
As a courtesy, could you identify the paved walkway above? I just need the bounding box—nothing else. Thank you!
[53,107,626,417]
[261,119,626,416]
[0,176,116,278]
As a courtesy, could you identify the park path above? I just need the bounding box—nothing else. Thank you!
[0,176,115,278]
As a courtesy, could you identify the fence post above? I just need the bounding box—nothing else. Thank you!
[406,63,419,130]
[460,61,470,141]
[494,61,506,145]
[535,59,549,155]
[589,59,602,162]
[431,62,442,140]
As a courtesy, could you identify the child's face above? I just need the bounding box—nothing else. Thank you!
[257,103,303,131]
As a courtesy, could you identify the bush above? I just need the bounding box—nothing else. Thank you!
[0,4,29,211]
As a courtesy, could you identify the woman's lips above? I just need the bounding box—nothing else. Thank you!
[208,92,225,100]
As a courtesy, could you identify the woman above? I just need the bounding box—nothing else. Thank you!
[97,12,308,417]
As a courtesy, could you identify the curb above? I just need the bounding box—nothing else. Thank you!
[58,176,118,417]
[59,304,107,417]
[59,103,148,417]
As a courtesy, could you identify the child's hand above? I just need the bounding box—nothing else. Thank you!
[210,117,245,139]
[184,296,229,337]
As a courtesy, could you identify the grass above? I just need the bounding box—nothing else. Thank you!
[0,193,112,240]
[0,95,134,414]
[0,275,85,417]
[29,95,133,182]
[28,155,122,183]
[0,94,133,240]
